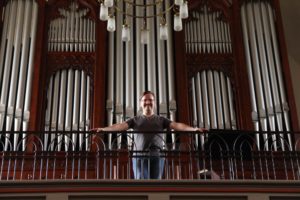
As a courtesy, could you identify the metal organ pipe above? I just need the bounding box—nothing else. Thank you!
[79,71,86,150]
[0,0,17,134]
[135,5,144,113]
[23,2,38,130]
[147,4,155,94]
[185,7,232,54]
[241,0,292,150]
[201,71,210,129]
[191,77,197,147]
[220,73,230,129]
[207,70,217,129]
[0,0,38,151]
[85,76,91,149]
[196,74,205,149]
[214,71,224,129]
[44,70,91,151]
[125,17,134,148]
[266,2,292,147]
[44,77,53,151]
[164,0,176,145]
[52,4,92,52]
[15,0,31,150]
[191,13,197,54]
[253,3,276,139]
[105,0,177,149]
[107,32,114,149]
[57,70,67,151]
[7,0,24,150]
[241,4,261,149]
[245,2,269,150]
[192,70,237,132]
[23,0,38,132]
[116,1,124,119]
[114,2,124,149]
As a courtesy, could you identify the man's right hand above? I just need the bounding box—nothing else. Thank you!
[90,128,104,132]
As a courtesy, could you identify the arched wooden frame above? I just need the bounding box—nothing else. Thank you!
[41,55,95,130]
[29,0,108,131]
[174,0,253,130]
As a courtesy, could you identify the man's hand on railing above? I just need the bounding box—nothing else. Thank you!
[90,128,104,132]
[194,127,208,132]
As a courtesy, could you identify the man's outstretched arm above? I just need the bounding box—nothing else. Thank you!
[170,122,205,132]
[91,122,129,132]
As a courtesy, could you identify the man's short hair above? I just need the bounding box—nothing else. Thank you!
[139,91,155,100]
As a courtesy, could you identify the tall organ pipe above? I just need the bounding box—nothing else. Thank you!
[0,0,17,133]
[246,2,269,150]
[241,4,260,148]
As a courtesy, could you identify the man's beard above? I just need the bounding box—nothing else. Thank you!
[144,105,153,113]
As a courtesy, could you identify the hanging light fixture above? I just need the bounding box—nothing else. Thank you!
[159,17,168,40]
[97,0,189,43]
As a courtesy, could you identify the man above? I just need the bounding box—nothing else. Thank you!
[95,91,204,179]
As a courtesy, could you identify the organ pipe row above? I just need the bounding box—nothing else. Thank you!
[185,5,232,54]
[48,2,95,52]
[0,0,38,151]
[44,2,94,151]
[185,4,235,148]
[106,0,177,149]
[241,0,291,150]
[44,69,91,151]
[191,70,237,150]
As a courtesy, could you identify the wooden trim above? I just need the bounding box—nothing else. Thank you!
[174,30,190,125]
[28,0,47,131]
[93,22,108,128]
[0,180,300,193]
[173,29,191,171]
[274,0,299,132]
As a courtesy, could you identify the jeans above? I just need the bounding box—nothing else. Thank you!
[132,154,165,179]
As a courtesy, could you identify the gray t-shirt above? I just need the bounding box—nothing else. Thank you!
[126,114,171,151]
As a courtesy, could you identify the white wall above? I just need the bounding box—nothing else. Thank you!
[280,0,300,129]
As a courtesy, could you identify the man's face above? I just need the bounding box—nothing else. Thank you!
[140,93,155,114]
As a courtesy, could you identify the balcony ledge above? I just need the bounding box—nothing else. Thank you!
[0,179,300,193]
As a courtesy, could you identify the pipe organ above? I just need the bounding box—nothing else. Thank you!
[241,0,291,150]
[48,4,95,52]
[191,70,236,149]
[185,5,232,54]
[106,0,177,149]
[0,0,298,154]
[44,69,91,151]
[43,1,94,151]
[0,0,38,151]
[185,2,237,150]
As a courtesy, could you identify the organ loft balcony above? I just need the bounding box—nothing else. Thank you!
[0,130,300,200]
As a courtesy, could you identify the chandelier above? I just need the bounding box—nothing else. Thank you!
[98,0,189,43]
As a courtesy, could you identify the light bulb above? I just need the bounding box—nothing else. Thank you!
[141,29,149,44]
[160,23,168,40]
[99,3,108,21]
[104,0,114,7]
[174,14,182,31]
[122,25,131,42]
[180,1,188,19]
[107,15,116,32]
[175,0,183,6]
